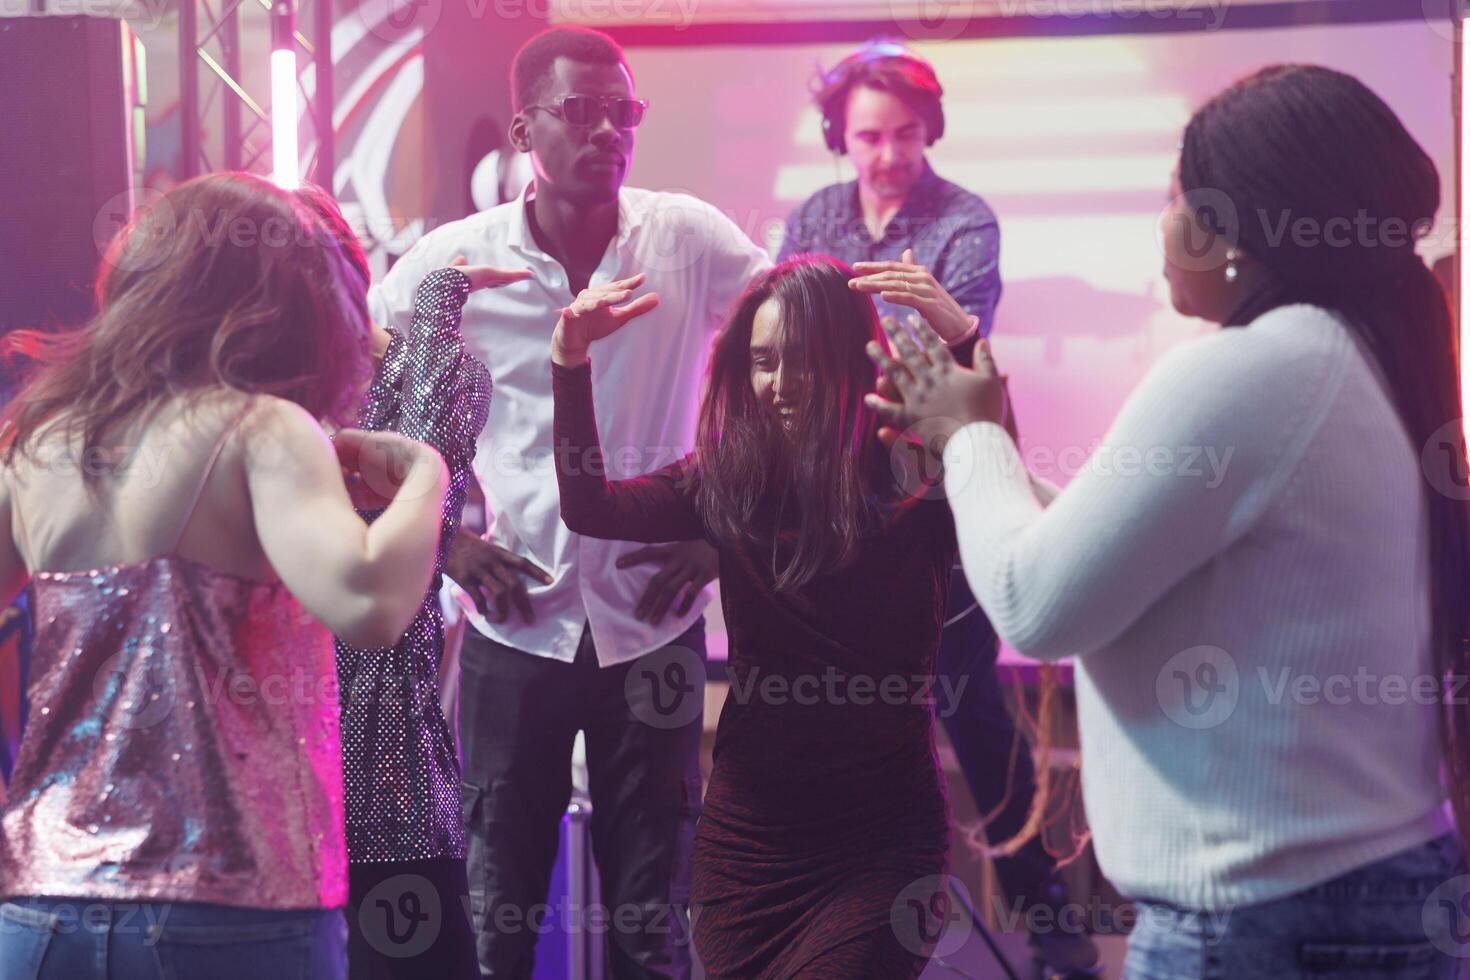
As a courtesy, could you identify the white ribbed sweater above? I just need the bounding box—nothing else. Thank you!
[943,304,1451,910]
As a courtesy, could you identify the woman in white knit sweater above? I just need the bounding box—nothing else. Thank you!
[868,65,1470,979]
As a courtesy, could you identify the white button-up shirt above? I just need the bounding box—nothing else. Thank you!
[369,184,771,666]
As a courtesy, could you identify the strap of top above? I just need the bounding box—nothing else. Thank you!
[167,400,254,555]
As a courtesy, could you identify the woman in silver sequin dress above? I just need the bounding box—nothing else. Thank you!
[0,172,450,979]
[300,186,531,979]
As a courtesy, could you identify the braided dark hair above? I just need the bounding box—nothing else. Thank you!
[1181,64,1470,838]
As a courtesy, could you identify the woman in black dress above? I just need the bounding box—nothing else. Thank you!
[549,256,974,978]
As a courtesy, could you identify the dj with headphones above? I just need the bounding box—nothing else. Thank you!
[779,39,997,342]
[779,41,1103,980]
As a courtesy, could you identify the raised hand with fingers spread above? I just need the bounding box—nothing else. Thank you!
[848,248,978,345]
[551,272,662,366]
[864,314,1007,459]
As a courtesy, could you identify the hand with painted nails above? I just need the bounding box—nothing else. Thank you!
[848,248,978,345]
[864,314,1008,460]
[551,272,662,367]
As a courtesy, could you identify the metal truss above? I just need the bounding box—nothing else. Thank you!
[176,0,334,183]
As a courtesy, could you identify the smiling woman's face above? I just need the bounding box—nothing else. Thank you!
[749,298,804,433]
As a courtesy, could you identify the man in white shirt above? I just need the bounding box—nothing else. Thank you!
[369,26,769,979]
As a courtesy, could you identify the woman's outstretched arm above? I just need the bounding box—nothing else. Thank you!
[939,322,1337,661]
[549,271,705,544]
[867,310,1336,662]
[551,358,704,544]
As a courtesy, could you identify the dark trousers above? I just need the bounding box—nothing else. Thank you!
[458,619,705,980]
[935,573,1057,910]
[347,857,479,979]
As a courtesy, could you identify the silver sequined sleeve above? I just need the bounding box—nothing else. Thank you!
[336,266,490,863]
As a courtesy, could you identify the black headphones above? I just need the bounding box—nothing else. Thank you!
[814,41,945,155]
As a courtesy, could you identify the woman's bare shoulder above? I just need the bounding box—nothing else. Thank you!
[231,392,333,472]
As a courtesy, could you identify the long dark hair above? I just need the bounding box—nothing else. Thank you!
[694,256,889,591]
[1180,65,1470,837]
[0,172,373,476]
[699,257,1065,860]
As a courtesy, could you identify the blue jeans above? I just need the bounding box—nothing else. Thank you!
[0,897,347,979]
[1125,832,1467,979]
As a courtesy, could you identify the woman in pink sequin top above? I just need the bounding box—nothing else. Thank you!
[0,173,449,979]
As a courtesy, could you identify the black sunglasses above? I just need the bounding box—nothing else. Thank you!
[526,94,649,129]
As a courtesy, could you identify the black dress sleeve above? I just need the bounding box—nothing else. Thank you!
[551,359,705,544]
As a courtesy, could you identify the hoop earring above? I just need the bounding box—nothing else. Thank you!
[1224,248,1240,284]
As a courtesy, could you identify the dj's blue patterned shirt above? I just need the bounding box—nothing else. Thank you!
[777,160,1002,357]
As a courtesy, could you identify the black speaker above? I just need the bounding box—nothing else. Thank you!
[0,15,144,335]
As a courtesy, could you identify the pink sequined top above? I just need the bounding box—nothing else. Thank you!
[0,410,347,909]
